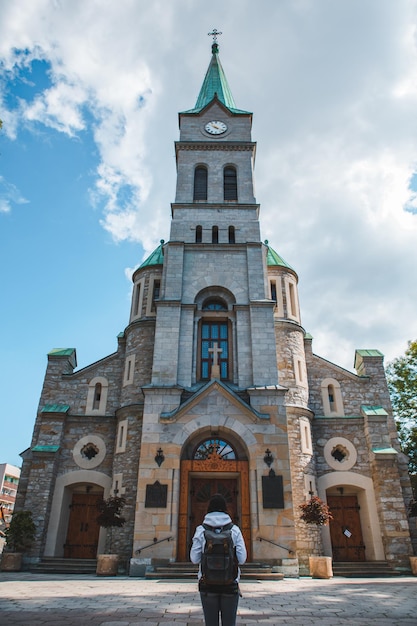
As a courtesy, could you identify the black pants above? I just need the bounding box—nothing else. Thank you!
[199,585,239,626]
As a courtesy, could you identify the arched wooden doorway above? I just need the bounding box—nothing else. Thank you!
[177,437,251,561]
[63,485,103,558]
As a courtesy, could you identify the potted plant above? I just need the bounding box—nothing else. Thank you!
[299,496,334,579]
[0,510,36,571]
[95,495,126,576]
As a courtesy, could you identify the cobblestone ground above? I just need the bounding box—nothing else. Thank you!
[0,573,416,625]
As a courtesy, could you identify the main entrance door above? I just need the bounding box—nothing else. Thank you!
[64,493,101,558]
[178,456,251,562]
[327,495,365,561]
[189,477,238,542]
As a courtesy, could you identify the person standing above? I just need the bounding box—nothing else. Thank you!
[190,493,247,626]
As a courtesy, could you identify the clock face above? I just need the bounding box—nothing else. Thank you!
[205,120,228,135]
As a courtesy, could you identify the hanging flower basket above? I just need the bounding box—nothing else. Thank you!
[299,496,333,526]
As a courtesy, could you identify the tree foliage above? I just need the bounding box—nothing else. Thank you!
[5,510,36,553]
[96,495,126,554]
[299,496,333,526]
[386,340,417,484]
[96,496,126,529]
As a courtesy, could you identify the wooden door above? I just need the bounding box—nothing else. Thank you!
[178,458,251,562]
[327,495,365,561]
[190,477,238,544]
[64,493,101,559]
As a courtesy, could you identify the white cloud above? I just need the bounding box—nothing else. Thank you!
[0,176,29,213]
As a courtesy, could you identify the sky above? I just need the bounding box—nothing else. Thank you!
[1,0,417,468]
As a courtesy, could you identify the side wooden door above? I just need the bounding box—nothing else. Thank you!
[327,495,365,561]
[64,493,101,558]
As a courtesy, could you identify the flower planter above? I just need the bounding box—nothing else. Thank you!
[96,554,119,576]
[309,556,333,579]
[410,556,417,576]
[1,552,23,572]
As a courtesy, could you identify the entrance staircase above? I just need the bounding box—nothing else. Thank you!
[30,557,97,575]
[29,558,405,578]
[145,562,284,581]
[332,561,403,577]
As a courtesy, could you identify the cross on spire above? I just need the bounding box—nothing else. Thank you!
[208,28,222,43]
[208,28,222,55]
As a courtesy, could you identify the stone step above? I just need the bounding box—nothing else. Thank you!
[31,557,97,574]
[332,561,402,577]
[145,562,284,581]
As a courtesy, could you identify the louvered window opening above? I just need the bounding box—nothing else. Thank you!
[224,167,237,201]
[194,167,208,201]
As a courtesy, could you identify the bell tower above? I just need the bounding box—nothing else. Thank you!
[150,36,278,389]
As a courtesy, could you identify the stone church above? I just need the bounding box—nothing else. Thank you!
[16,40,415,576]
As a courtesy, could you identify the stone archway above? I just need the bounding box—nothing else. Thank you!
[44,470,112,557]
[318,471,385,561]
[177,435,251,562]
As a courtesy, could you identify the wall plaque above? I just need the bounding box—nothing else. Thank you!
[262,470,284,509]
[145,481,168,508]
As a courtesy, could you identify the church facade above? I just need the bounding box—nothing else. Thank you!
[16,42,415,576]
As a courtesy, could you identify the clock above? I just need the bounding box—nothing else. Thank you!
[205,120,228,135]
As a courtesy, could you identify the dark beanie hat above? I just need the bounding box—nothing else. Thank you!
[207,493,228,513]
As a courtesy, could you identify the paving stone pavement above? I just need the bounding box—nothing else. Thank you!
[0,573,416,626]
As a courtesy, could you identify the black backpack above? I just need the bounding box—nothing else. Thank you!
[201,522,238,585]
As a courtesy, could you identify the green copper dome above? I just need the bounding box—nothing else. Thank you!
[265,241,294,270]
[182,43,251,115]
[139,240,165,268]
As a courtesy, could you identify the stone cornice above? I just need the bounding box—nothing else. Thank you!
[175,141,256,154]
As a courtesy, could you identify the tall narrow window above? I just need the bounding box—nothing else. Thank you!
[228,225,235,244]
[196,225,202,243]
[132,282,142,317]
[151,279,161,313]
[86,376,108,414]
[288,282,297,317]
[212,226,219,244]
[224,166,237,201]
[328,384,336,411]
[201,321,229,380]
[270,280,277,302]
[194,166,208,201]
[92,383,102,410]
[320,378,345,416]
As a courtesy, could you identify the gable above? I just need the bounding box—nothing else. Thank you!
[160,379,269,424]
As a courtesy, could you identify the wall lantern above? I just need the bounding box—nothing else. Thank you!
[155,448,165,467]
[263,449,274,467]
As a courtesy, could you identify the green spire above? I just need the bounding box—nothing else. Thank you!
[182,42,250,115]
[139,240,165,268]
[265,241,295,270]
[195,42,237,111]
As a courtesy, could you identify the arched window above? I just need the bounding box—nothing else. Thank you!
[212,225,219,243]
[195,288,236,384]
[193,438,236,460]
[228,225,235,243]
[320,378,345,416]
[224,166,237,201]
[194,166,208,201]
[203,298,227,311]
[86,376,109,415]
[196,225,202,243]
